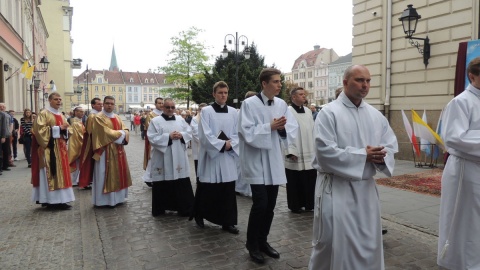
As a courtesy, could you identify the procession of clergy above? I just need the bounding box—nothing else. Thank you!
[28,62,480,269]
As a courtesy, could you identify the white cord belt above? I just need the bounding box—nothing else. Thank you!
[313,173,333,246]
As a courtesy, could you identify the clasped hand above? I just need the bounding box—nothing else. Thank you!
[366,145,386,164]
[59,123,69,130]
[170,131,182,140]
[271,116,287,131]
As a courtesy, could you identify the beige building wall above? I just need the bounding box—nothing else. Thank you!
[40,0,74,112]
[352,0,479,161]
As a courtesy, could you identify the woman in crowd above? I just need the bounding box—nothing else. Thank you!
[20,108,34,167]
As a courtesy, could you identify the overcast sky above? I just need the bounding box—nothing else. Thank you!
[70,0,353,76]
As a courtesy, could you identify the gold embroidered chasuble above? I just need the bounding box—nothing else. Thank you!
[92,112,132,193]
[143,110,160,170]
[32,109,72,191]
[68,118,85,173]
[78,112,98,187]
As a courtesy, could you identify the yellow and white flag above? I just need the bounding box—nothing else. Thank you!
[20,60,29,78]
[411,109,445,150]
[25,65,35,79]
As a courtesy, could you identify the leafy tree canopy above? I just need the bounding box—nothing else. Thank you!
[191,43,287,107]
[160,27,210,104]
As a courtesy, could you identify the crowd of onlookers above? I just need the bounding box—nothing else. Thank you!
[0,103,36,176]
[125,109,195,140]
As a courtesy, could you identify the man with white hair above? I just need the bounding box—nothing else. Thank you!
[68,106,85,186]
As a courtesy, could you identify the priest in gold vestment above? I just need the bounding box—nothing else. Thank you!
[91,96,132,207]
[68,106,85,186]
[31,92,75,210]
[78,98,103,188]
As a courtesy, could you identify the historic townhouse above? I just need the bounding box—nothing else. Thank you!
[291,45,339,105]
[352,0,479,160]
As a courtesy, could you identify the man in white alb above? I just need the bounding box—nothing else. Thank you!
[308,65,398,270]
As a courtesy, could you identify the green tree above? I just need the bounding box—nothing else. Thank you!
[192,43,285,107]
[160,27,210,108]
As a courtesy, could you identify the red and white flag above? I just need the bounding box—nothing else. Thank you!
[401,110,421,157]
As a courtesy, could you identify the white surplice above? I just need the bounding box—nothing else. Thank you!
[143,109,162,183]
[284,105,315,170]
[92,110,128,206]
[143,115,192,181]
[238,93,298,185]
[437,84,480,270]
[190,117,200,161]
[197,105,239,183]
[309,92,398,270]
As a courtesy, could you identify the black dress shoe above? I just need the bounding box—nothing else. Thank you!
[195,217,204,228]
[382,229,388,235]
[259,242,280,258]
[248,249,265,264]
[56,203,72,210]
[2,168,11,171]
[152,210,165,217]
[145,182,153,187]
[222,225,239,234]
[291,209,303,214]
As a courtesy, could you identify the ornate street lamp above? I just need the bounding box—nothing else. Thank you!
[31,56,50,112]
[222,32,250,108]
[84,65,90,114]
[399,4,431,68]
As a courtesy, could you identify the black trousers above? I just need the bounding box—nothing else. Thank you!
[285,168,317,211]
[246,184,279,250]
[1,139,11,169]
[11,135,17,158]
[22,136,32,164]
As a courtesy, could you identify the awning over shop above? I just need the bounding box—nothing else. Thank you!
[128,105,143,110]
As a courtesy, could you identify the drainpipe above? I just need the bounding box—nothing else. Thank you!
[384,0,392,121]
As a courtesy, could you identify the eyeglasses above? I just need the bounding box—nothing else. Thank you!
[104,102,115,105]
[164,106,175,110]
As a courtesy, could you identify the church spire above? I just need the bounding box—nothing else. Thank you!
[109,44,119,71]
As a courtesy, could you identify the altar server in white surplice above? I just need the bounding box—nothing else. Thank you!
[190,103,207,183]
[308,65,398,270]
[284,87,316,214]
[143,97,163,187]
[239,68,298,264]
[191,81,240,235]
[437,57,480,270]
[144,98,194,217]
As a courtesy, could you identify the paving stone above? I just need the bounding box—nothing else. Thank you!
[0,119,442,269]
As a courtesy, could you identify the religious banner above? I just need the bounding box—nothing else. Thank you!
[464,39,480,88]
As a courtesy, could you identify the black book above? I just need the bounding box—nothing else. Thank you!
[217,130,229,140]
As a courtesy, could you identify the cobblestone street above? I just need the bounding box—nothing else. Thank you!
[0,123,440,269]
